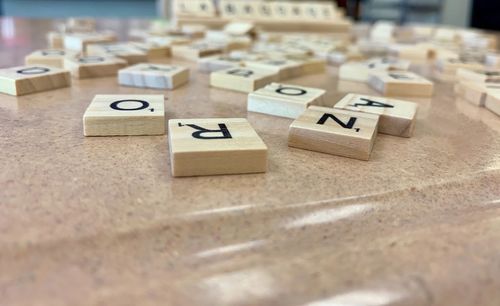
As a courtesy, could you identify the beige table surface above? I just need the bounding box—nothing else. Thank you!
[1,18,500,306]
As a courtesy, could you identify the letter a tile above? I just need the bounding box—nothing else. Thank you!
[334,93,418,137]
[168,118,267,177]
[288,106,379,160]
[83,95,165,136]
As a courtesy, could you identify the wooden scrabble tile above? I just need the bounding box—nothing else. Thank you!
[0,65,71,96]
[171,41,223,61]
[459,81,500,107]
[83,95,165,136]
[47,31,64,49]
[370,21,395,42]
[175,0,216,17]
[245,59,303,80]
[327,47,364,65]
[301,3,321,20]
[25,49,78,69]
[287,3,304,19]
[388,44,434,60]
[64,54,127,79]
[271,2,292,19]
[235,1,259,19]
[248,83,326,119]
[222,36,252,52]
[168,118,267,177]
[288,107,379,160]
[435,58,484,76]
[255,2,273,19]
[210,67,278,93]
[219,0,240,18]
[224,22,256,37]
[87,42,148,65]
[66,18,96,32]
[316,2,340,20]
[456,68,500,83]
[146,35,192,46]
[368,71,434,97]
[334,93,418,137]
[300,57,327,75]
[485,53,500,68]
[118,63,189,90]
[63,31,116,52]
[198,55,242,73]
[366,57,411,70]
[339,58,410,82]
[193,0,217,17]
[129,42,171,59]
[229,50,265,62]
[485,91,500,116]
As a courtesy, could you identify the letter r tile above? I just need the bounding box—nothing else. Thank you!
[168,118,268,177]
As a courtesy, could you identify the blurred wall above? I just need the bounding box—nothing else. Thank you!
[2,0,158,17]
[441,0,472,27]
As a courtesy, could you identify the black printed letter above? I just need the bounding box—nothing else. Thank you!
[17,67,50,74]
[316,113,359,132]
[276,86,307,96]
[110,99,152,112]
[178,123,232,139]
[350,98,394,108]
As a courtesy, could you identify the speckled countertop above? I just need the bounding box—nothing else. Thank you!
[1,18,500,306]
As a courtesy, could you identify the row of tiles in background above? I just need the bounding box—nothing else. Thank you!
[0,0,471,29]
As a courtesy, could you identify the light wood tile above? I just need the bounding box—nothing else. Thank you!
[457,68,500,83]
[172,41,224,61]
[198,55,242,73]
[288,106,379,160]
[83,94,165,136]
[63,31,116,52]
[485,90,500,116]
[25,49,79,69]
[87,42,148,65]
[339,57,410,82]
[248,82,326,119]
[168,118,267,177]
[64,54,127,79]
[129,42,171,59]
[460,81,500,107]
[368,70,434,97]
[47,31,64,49]
[245,59,303,80]
[0,65,71,96]
[210,67,278,93]
[118,63,189,90]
